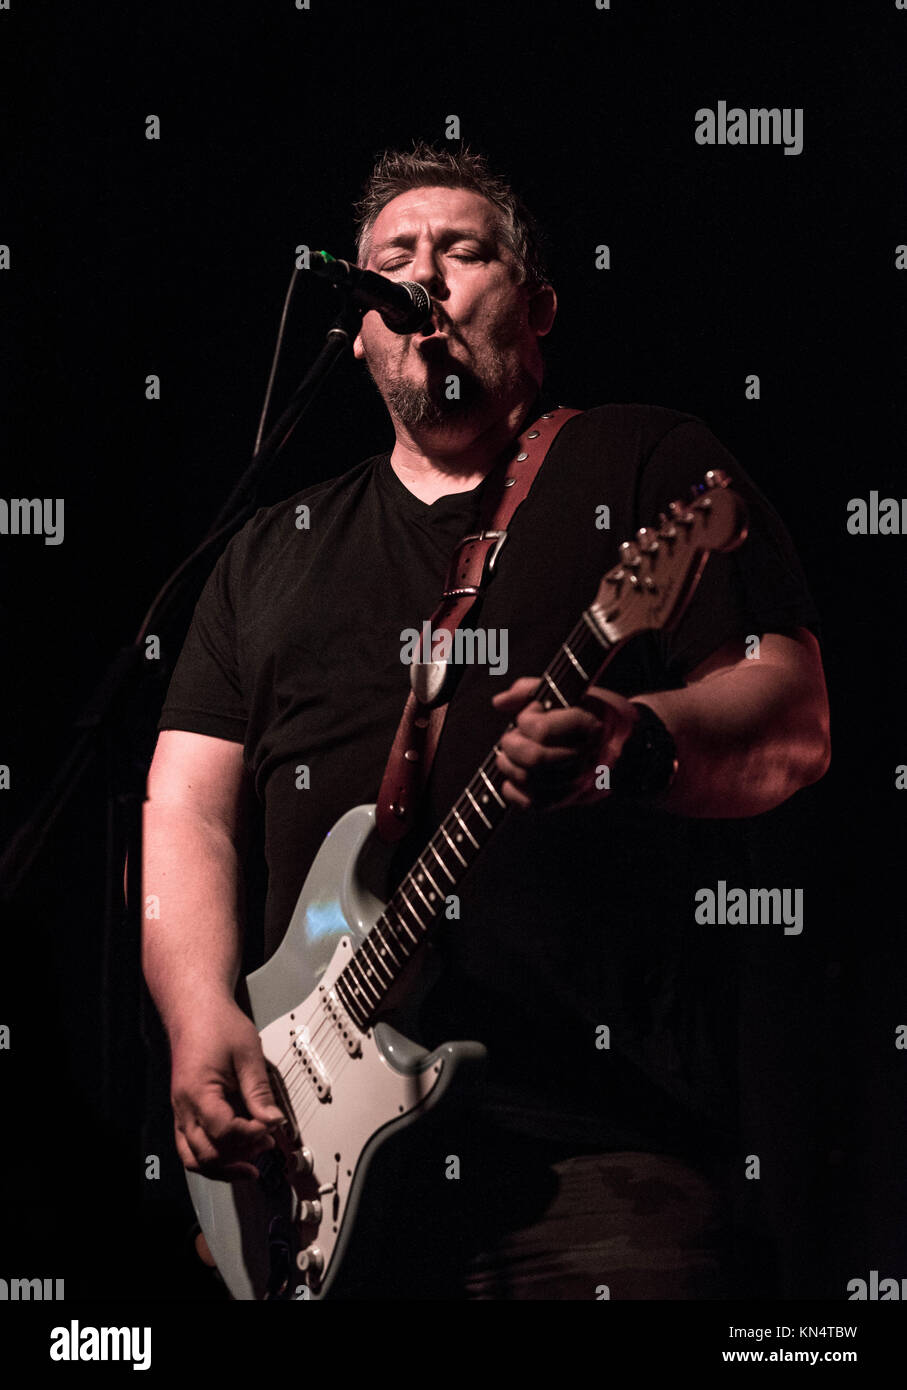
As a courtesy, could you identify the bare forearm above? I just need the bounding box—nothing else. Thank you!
[636,660,830,818]
[142,806,245,1042]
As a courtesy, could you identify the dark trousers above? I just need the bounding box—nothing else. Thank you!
[335,1124,776,1300]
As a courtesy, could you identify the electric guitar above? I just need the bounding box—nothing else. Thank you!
[186,468,748,1299]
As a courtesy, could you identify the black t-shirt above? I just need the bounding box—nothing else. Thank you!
[159,403,820,1160]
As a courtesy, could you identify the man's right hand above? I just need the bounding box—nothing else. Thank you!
[169,997,286,1182]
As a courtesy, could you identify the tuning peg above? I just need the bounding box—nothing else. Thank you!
[704,469,730,489]
[619,540,641,565]
[635,526,659,552]
[668,500,695,526]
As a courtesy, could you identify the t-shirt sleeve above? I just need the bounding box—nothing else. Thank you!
[635,417,821,681]
[157,539,248,744]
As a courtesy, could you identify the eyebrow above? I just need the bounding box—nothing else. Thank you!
[372,227,494,254]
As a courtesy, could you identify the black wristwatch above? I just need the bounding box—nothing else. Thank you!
[610,702,678,800]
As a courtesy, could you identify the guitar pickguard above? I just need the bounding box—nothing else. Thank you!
[185,804,485,1299]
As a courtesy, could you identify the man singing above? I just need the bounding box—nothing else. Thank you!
[142,142,830,1299]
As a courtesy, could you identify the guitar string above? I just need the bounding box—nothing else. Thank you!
[274,609,606,1085]
[270,617,604,1088]
[269,628,604,1139]
[271,621,604,1085]
[256,524,708,1153]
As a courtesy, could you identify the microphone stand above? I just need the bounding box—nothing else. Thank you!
[0,296,367,1159]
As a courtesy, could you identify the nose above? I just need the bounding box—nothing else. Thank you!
[409,243,447,300]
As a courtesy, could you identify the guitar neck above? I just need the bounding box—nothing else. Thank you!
[334,607,616,1030]
[331,469,747,1031]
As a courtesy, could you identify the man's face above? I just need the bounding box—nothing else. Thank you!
[352,186,556,432]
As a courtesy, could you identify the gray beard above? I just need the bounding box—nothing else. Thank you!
[383,372,484,429]
[364,305,538,431]
[372,357,538,433]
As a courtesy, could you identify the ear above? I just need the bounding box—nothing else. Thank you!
[528,283,557,338]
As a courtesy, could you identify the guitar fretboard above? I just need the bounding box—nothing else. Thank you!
[333,606,615,1029]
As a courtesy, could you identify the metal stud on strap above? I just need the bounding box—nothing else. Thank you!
[375,404,586,843]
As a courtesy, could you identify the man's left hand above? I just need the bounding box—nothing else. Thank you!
[491,677,640,810]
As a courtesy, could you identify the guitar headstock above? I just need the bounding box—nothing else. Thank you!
[590,469,748,643]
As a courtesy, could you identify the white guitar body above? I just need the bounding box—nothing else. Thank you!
[186,804,486,1301]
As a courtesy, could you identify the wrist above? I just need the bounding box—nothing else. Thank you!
[610,702,678,801]
[163,987,240,1043]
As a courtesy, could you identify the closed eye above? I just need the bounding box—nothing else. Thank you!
[380,252,482,272]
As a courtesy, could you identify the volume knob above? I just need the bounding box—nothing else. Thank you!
[296,1245,324,1276]
[291,1146,315,1176]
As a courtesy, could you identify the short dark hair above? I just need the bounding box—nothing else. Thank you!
[353,141,550,291]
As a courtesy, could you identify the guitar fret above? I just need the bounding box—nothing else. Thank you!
[398,883,429,933]
[386,900,420,947]
[466,786,492,829]
[582,607,611,647]
[381,911,412,958]
[573,620,609,668]
[416,855,443,899]
[452,807,480,850]
[410,872,438,917]
[361,934,391,989]
[479,765,506,807]
[350,958,382,1006]
[429,840,457,883]
[543,672,570,708]
[441,824,468,867]
[335,972,366,1025]
[562,641,590,681]
[549,666,585,705]
[372,921,403,968]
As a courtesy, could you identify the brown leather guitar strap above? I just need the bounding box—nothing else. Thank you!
[375,405,584,843]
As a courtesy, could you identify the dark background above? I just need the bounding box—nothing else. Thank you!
[0,0,904,1311]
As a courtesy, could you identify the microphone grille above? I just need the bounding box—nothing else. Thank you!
[400,281,432,316]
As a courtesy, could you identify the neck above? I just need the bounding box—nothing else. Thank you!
[389,389,541,503]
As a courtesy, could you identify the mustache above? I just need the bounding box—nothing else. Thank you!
[417,304,459,339]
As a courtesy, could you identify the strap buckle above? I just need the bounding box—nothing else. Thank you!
[442,529,508,598]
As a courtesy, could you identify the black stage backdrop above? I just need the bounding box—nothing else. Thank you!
[0,0,905,1359]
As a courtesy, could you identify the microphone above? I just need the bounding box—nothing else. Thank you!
[307,250,433,334]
